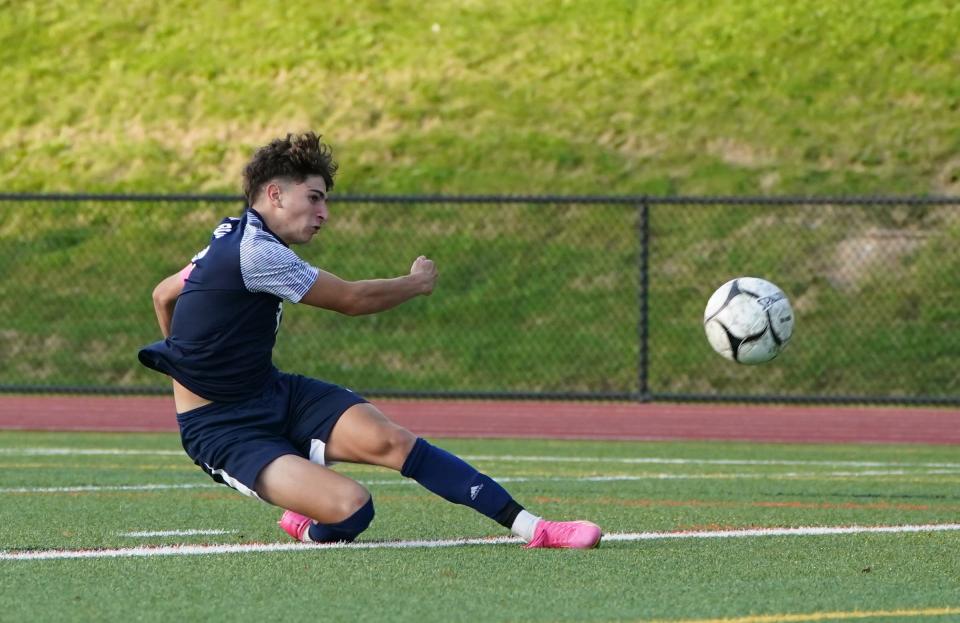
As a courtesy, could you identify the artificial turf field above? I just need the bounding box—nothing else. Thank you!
[2,431,959,622]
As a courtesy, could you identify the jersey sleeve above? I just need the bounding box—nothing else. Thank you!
[239,230,319,303]
[180,246,209,283]
[178,263,194,283]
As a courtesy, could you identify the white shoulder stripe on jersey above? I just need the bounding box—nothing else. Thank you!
[239,214,319,302]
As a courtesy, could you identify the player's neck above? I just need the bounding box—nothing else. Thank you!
[249,204,290,245]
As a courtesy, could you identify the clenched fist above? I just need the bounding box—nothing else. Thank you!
[411,255,438,295]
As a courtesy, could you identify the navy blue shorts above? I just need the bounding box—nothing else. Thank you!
[175,372,367,498]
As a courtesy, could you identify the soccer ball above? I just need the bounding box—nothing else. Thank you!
[703,277,794,364]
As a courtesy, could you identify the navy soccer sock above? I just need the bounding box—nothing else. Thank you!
[400,437,524,528]
[307,497,375,543]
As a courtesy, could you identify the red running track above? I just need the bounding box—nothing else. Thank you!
[1,395,959,444]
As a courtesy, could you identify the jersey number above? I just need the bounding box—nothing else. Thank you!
[213,222,234,239]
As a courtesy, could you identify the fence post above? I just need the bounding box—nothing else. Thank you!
[637,198,650,402]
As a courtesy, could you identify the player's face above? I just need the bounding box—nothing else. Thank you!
[278,176,329,245]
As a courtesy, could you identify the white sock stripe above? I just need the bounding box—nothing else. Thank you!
[510,510,540,542]
[4,523,960,561]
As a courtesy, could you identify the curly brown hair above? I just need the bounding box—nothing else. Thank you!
[242,132,338,204]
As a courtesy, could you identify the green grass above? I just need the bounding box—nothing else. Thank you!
[2,0,959,196]
[2,432,960,621]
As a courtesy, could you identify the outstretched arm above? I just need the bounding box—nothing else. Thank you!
[300,256,438,316]
[152,265,191,337]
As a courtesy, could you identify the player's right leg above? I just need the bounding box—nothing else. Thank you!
[255,454,374,543]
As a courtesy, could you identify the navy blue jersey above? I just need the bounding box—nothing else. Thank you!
[139,208,320,402]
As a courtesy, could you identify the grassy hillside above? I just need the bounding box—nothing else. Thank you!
[2,0,958,196]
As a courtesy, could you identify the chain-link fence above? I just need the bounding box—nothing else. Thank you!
[1,194,957,404]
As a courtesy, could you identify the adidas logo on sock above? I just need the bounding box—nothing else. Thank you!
[469,484,484,500]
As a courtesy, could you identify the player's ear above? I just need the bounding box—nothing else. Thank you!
[266,182,283,208]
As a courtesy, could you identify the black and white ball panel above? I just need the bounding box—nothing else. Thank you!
[703,277,794,364]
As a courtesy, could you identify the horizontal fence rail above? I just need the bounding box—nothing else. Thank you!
[1,193,957,405]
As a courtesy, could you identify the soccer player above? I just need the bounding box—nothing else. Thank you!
[139,132,601,548]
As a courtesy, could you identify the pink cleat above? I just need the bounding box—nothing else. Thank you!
[278,510,314,542]
[524,520,602,549]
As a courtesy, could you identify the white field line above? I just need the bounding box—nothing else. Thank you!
[6,468,960,496]
[4,448,960,470]
[4,523,960,561]
[463,455,960,469]
[119,529,235,537]
[326,470,960,486]
[0,483,216,494]
[491,469,960,481]
[603,523,960,541]
[4,469,960,495]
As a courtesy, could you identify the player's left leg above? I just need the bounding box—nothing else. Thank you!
[256,454,375,544]
[325,402,601,549]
